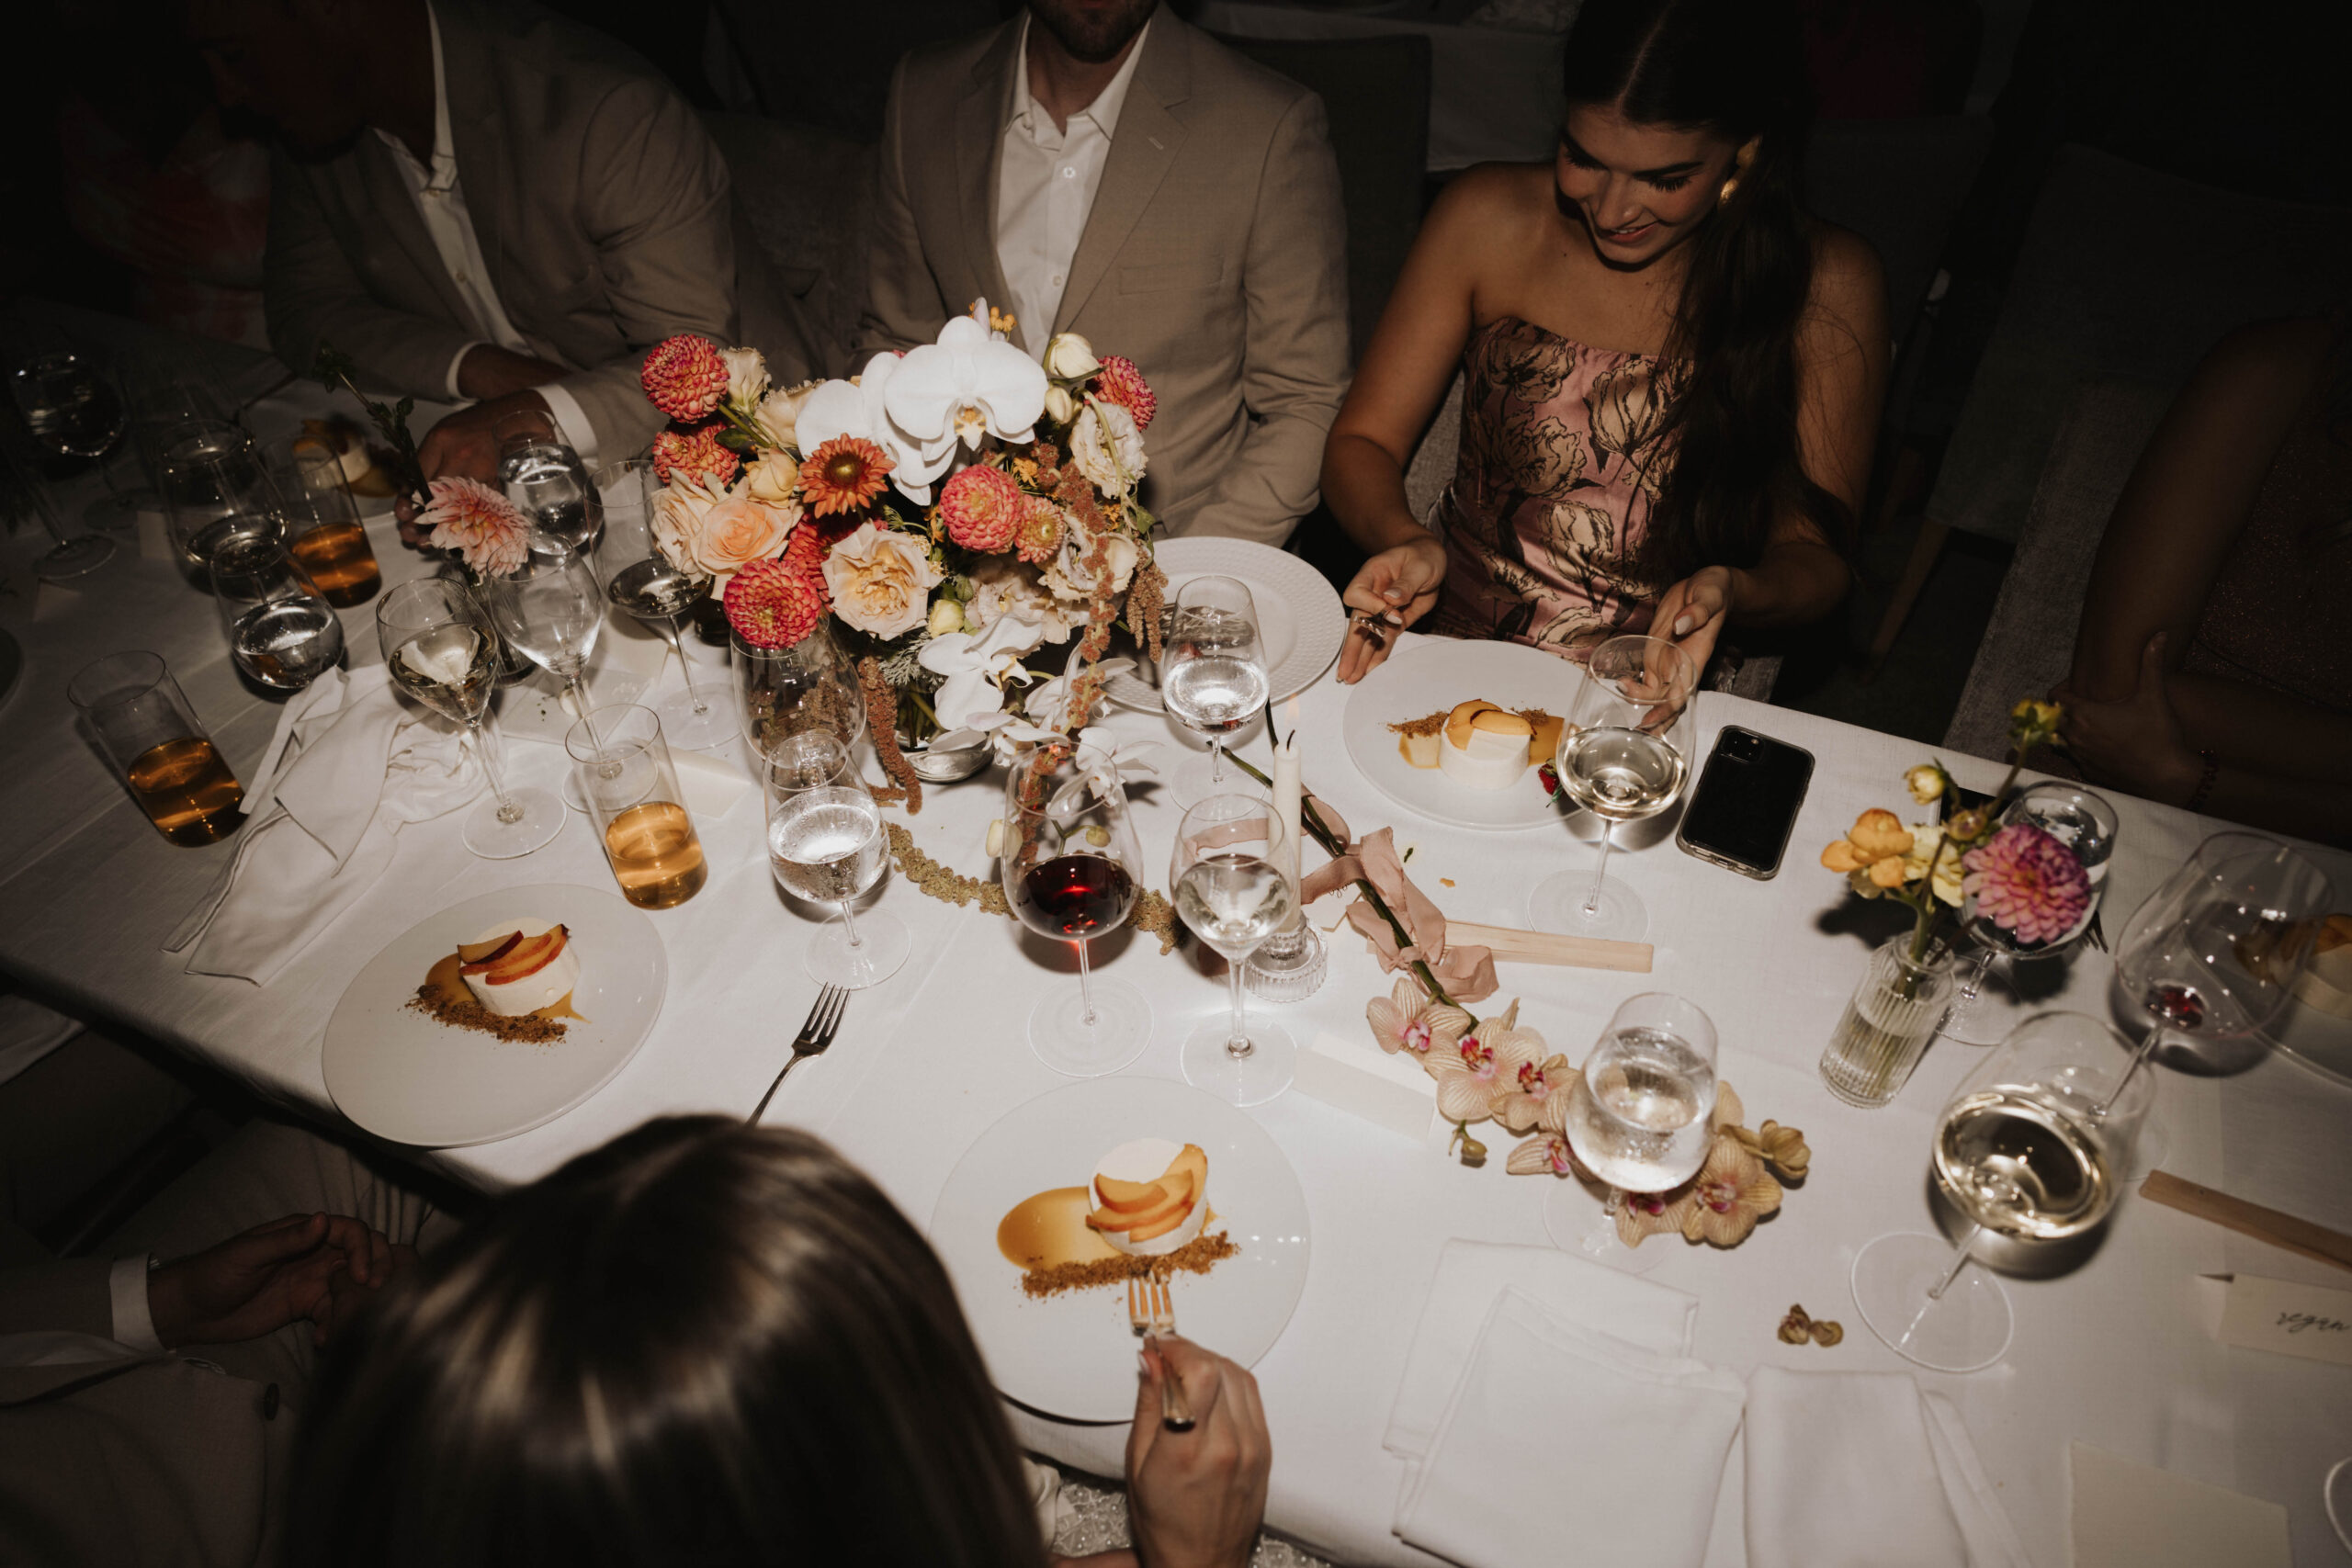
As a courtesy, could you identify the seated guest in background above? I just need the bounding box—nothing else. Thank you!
[2054,315,2352,847]
[1323,0,1883,683]
[861,0,1350,548]
[295,1117,1272,1568]
[189,0,812,515]
[1,1121,434,1566]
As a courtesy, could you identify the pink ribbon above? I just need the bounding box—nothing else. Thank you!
[1297,799,1498,1004]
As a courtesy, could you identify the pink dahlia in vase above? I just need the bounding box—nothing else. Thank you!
[1962,823,2091,947]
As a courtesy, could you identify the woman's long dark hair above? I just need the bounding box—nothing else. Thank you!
[1563,0,1851,583]
[290,1118,1047,1568]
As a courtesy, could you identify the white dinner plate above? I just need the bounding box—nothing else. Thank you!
[2266,953,2352,1089]
[926,1076,1312,1422]
[322,884,667,1147]
[1340,637,1587,830]
[1105,537,1345,713]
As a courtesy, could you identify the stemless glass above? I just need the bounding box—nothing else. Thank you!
[594,457,731,750]
[377,579,564,858]
[209,534,345,692]
[1940,783,2119,1044]
[496,406,601,550]
[1528,635,1698,943]
[565,705,708,910]
[1852,1011,2153,1373]
[734,620,867,761]
[767,767,910,989]
[273,434,380,607]
[1001,742,1153,1076]
[1545,993,1719,1270]
[485,533,607,739]
[1159,576,1272,809]
[1170,795,1296,1105]
[124,360,223,498]
[67,651,243,845]
[161,419,277,576]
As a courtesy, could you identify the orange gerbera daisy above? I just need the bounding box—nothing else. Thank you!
[798,436,893,518]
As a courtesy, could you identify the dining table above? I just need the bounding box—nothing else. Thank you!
[3,310,2349,1568]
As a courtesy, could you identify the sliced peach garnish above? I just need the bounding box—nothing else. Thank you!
[1095,1172,1178,1214]
[458,931,525,970]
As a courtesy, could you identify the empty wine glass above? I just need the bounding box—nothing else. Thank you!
[209,534,345,692]
[484,532,607,742]
[734,618,867,761]
[376,579,563,858]
[1170,795,1296,1105]
[10,347,126,478]
[496,406,601,550]
[1544,992,1718,1273]
[1159,577,1272,809]
[1852,1011,2153,1373]
[1529,635,1698,942]
[1941,783,2120,1044]
[1001,742,1152,1077]
[767,766,908,989]
[594,458,732,750]
[0,433,115,581]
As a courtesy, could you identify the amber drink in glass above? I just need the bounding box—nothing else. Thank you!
[565,704,707,908]
[68,651,243,845]
[277,436,380,606]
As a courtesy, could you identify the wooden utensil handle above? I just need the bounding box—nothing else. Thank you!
[1446,921,1654,974]
[2143,1170,2352,1274]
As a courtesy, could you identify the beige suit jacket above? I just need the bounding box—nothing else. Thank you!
[861,6,1351,546]
[265,0,808,462]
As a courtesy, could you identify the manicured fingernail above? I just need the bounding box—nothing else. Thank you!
[1673,616,1693,636]
[1384,589,1404,601]
[1137,1352,1153,1379]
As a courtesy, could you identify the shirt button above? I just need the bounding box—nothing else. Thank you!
[1050,274,1064,288]
[1061,166,1076,178]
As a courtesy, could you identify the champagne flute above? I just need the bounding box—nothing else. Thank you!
[767,766,909,989]
[484,532,607,744]
[1852,1011,2153,1373]
[1001,742,1153,1076]
[1170,795,1296,1105]
[1528,635,1697,943]
[496,406,601,550]
[594,458,732,750]
[376,579,564,859]
[209,533,345,692]
[1544,993,1717,1273]
[1941,784,2119,1044]
[1159,576,1272,809]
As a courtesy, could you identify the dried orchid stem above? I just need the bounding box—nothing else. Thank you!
[858,656,922,814]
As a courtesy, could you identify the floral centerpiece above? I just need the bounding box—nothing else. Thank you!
[635,303,1166,802]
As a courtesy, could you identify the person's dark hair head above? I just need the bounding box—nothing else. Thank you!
[1561,0,1850,583]
[291,1117,1047,1568]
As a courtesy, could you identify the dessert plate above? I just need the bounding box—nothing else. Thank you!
[926,1076,1312,1422]
[1104,537,1345,713]
[323,883,666,1146]
[2266,945,2352,1089]
[1341,636,1585,830]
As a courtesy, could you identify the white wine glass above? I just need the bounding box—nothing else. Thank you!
[766,763,909,989]
[1529,635,1698,942]
[209,533,345,692]
[1159,576,1272,809]
[485,532,607,745]
[1544,992,1717,1274]
[1170,795,1296,1105]
[1001,743,1153,1077]
[594,458,732,750]
[1852,1010,2152,1373]
[1942,783,2120,1044]
[376,579,563,858]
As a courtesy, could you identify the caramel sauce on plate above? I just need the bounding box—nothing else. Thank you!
[412,953,586,1043]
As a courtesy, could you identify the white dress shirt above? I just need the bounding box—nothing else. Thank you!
[994,15,1152,358]
[374,1,596,460]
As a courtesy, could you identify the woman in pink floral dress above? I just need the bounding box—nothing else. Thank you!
[1324,0,1886,682]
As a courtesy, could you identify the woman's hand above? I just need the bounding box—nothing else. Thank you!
[2051,632,2203,804]
[1125,1336,1271,1568]
[1649,567,1735,678]
[1338,536,1446,683]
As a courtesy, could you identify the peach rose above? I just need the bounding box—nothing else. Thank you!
[651,476,723,579]
[743,449,801,504]
[685,492,797,591]
[820,521,944,640]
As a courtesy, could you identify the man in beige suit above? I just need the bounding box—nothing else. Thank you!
[862,0,1351,547]
[194,0,813,502]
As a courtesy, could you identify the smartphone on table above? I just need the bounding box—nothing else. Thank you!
[1675,726,1815,880]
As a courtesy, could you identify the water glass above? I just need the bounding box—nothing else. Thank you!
[497,407,601,550]
[161,420,277,574]
[1170,794,1296,1105]
[766,739,910,987]
[564,705,708,910]
[272,434,380,607]
[66,651,243,846]
[209,534,345,692]
[1544,992,1719,1271]
[1159,576,1272,809]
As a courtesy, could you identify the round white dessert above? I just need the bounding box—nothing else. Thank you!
[1437,730,1532,791]
[461,918,581,1018]
[1091,1136,1208,1258]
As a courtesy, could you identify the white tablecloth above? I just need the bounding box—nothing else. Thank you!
[3,320,2349,1568]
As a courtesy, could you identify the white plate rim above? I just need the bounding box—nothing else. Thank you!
[1106,537,1345,713]
[1340,637,1587,831]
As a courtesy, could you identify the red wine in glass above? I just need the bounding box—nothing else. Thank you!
[1014,855,1137,940]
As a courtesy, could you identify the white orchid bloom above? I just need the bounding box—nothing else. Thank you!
[1076,727,1159,781]
[884,315,1046,481]
[795,353,958,506]
[915,615,1048,731]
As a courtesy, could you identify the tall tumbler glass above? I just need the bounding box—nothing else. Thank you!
[161,420,277,578]
[564,704,708,910]
[67,651,244,845]
[273,434,381,607]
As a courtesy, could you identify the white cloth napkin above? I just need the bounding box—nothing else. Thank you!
[166,666,479,983]
[1745,1367,2029,1568]
[1393,1286,1745,1568]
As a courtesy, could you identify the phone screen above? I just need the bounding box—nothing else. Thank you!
[1677,727,1815,879]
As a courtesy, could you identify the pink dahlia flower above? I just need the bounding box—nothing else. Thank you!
[938,463,1024,553]
[724,555,829,649]
[419,476,528,579]
[640,334,731,423]
[1092,355,1156,432]
[652,423,741,488]
[1962,823,2091,946]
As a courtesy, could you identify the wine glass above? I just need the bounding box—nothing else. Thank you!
[734,619,867,761]
[1159,577,1272,809]
[766,764,909,989]
[209,533,345,692]
[1170,794,1296,1105]
[594,458,732,750]
[1001,742,1153,1076]
[124,359,224,503]
[376,579,564,859]
[1941,783,2120,1044]
[496,406,601,550]
[10,348,127,478]
[484,533,607,743]
[1544,992,1718,1273]
[1852,1010,2154,1373]
[0,432,115,581]
[1528,635,1698,942]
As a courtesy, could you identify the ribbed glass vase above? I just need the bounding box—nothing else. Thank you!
[1819,937,1955,1109]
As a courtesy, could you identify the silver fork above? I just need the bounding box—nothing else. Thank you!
[746,986,846,1124]
[1126,1275,1196,1431]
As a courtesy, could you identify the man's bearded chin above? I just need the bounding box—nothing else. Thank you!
[1033,0,1153,64]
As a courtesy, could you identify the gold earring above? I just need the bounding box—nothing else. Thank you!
[1716,177,1739,209]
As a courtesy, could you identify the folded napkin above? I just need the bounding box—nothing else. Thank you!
[1746,1367,2028,1568]
[166,666,479,984]
[1395,1287,1745,1568]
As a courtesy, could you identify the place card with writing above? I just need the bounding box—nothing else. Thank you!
[2209,1273,2352,1367]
